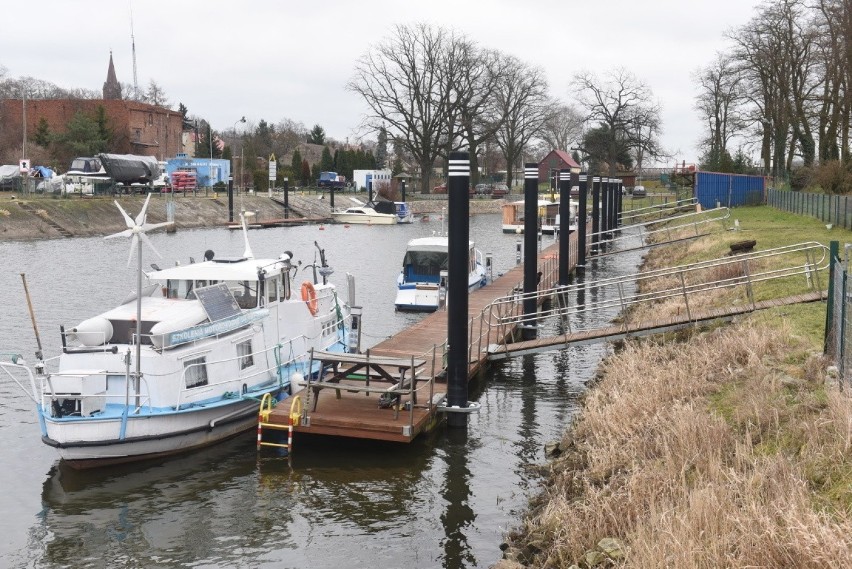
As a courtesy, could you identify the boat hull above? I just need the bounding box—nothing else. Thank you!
[331,213,397,225]
[42,396,274,468]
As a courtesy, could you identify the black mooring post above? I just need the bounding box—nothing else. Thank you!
[591,176,601,252]
[368,181,373,202]
[330,187,335,210]
[227,175,234,223]
[576,172,586,274]
[610,178,618,232]
[601,177,610,242]
[447,151,471,427]
[522,163,539,340]
[401,180,406,202]
[558,168,571,286]
[617,179,624,228]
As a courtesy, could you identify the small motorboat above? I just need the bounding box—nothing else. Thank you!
[331,199,398,225]
[394,236,487,312]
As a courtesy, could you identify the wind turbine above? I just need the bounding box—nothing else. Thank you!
[105,193,172,409]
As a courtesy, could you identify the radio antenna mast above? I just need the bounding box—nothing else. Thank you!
[130,2,139,99]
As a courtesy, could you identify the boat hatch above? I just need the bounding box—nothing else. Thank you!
[211,257,248,264]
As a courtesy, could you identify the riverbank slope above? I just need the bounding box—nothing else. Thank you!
[498,206,852,567]
[0,193,504,241]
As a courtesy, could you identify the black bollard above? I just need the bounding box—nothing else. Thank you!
[401,180,406,202]
[368,181,373,203]
[446,151,471,427]
[558,168,571,286]
[591,176,600,253]
[330,186,335,210]
[609,178,618,234]
[576,172,586,274]
[616,179,623,228]
[227,175,234,223]
[601,177,610,242]
[522,163,539,340]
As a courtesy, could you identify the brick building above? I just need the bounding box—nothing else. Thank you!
[0,54,183,166]
[538,149,581,183]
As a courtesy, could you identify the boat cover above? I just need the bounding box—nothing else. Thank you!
[97,153,161,184]
[0,165,20,183]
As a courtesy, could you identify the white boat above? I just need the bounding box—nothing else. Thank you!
[331,201,398,225]
[1,198,351,468]
[394,236,487,312]
[541,200,580,235]
[501,199,579,234]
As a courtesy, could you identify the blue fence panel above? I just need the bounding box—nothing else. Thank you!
[695,171,765,209]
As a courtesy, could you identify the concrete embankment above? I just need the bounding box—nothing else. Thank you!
[0,193,506,242]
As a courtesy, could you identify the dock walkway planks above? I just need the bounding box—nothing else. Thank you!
[271,231,578,443]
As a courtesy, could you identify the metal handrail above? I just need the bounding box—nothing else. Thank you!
[483,242,830,342]
[590,207,731,251]
[619,197,698,225]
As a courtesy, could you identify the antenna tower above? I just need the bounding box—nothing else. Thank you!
[130,3,138,99]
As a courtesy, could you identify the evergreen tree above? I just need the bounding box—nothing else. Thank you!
[51,111,109,166]
[300,159,311,186]
[291,148,303,178]
[94,105,113,148]
[320,146,334,171]
[33,117,51,147]
[376,126,388,169]
[311,162,321,184]
[308,124,325,145]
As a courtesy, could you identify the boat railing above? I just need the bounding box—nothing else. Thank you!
[0,354,39,403]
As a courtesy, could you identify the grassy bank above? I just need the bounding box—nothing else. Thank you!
[499,206,852,568]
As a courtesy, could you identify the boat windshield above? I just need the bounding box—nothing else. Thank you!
[403,250,447,283]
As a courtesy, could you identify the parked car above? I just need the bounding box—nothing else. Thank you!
[433,183,447,194]
[491,183,509,198]
[474,183,492,196]
[632,185,646,197]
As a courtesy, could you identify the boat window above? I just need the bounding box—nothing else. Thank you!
[237,340,254,370]
[266,276,279,303]
[403,251,447,281]
[184,356,208,388]
[164,280,195,300]
[225,280,258,309]
[282,269,291,300]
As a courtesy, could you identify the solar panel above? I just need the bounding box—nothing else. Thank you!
[195,283,242,322]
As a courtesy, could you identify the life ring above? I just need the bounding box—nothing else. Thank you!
[301,281,319,316]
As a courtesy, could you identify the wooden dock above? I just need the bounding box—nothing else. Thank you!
[266,230,580,443]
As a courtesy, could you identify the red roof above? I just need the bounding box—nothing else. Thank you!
[547,150,581,169]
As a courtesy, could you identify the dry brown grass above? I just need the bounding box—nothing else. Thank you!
[504,322,852,568]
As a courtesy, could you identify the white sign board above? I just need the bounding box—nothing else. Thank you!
[268,160,277,181]
[19,159,30,173]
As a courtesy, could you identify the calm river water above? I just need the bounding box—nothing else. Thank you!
[0,211,642,568]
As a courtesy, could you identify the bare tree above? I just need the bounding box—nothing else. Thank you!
[348,23,457,193]
[573,68,663,176]
[694,53,745,169]
[493,56,550,188]
[538,101,584,154]
[144,79,169,107]
[452,48,509,185]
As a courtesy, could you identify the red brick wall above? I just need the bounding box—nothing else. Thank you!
[0,99,183,162]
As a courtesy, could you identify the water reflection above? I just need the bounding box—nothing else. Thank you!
[440,428,475,568]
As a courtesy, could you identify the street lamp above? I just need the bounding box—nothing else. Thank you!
[232,116,246,192]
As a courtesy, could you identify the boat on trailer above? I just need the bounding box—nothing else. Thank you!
[1,199,351,468]
[394,236,487,312]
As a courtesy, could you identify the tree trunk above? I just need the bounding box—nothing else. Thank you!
[420,158,432,194]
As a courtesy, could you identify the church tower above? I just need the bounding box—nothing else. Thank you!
[103,51,122,100]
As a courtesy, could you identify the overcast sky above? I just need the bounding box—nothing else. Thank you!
[2,0,764,165]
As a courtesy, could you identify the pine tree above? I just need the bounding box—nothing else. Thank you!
[308,124,325,145]
[33,117,51,147]
[320,146,334,171]
[300,159,311,186]
[291,148,303,178]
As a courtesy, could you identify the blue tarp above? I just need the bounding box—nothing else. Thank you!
[695,171,765,209]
